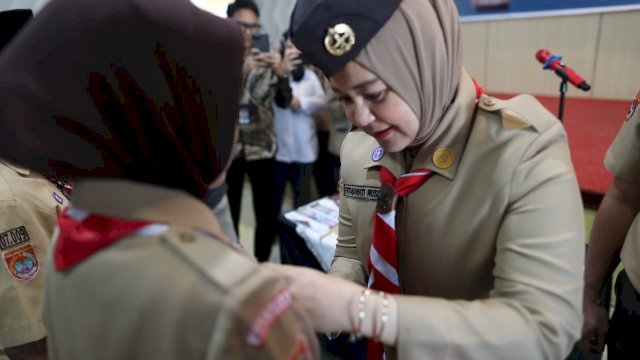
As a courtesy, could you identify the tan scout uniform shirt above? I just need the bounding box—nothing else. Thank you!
[43,180,319,360]
[0,160,65,350]
[605,90,640,292]
[332,72,584,359]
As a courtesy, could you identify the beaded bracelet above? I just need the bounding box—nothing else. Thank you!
[374,291,389,343]
[349,289,391,343]
[349,289,371,342]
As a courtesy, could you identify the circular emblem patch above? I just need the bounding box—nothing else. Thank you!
[324,23,356,56]
[3,244,39,281]
[372,147,384,162]
[432,148,455,169]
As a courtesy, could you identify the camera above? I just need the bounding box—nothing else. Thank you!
[251,33,270,53]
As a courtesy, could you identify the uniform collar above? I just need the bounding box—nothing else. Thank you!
[0,159,30,176]
[363,70,478,180]
[72,179,223,237]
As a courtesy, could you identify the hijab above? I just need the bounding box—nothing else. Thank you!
[0,0,244,198]
[355,0,462,146]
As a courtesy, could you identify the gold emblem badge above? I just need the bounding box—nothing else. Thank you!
[324,23,356,56]
[432,148,454,169]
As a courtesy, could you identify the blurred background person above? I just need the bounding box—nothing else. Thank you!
[0,0,319,358]
[273,35,327,213]
[225,0,289,261]
[312,68,351,198]
[581,89,640,360]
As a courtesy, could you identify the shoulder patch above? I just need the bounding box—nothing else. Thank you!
[479,94,557,133]
[0,226,30,251]
[162,228,257,290]
[245,289,293,347]
[3,243,39,281]
[501,108,531,130]
[343,184,380,201]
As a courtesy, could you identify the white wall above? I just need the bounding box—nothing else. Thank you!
[0,0,51,13]
[254,0,296,49]
[461,10,640,99]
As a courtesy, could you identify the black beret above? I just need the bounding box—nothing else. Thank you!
[227,0,259,18]
[0,9,33,53]
[289,0,401,77]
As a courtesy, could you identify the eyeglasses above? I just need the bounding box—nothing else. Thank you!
[235,21,261,33]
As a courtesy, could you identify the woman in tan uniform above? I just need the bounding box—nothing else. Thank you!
[0,0,319,359]
[267,0,585,359]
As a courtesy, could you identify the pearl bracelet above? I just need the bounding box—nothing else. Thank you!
[349,289,389,343]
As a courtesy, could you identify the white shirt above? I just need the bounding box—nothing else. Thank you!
[273,69,327,163]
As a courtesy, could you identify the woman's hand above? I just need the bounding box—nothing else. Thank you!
[262,263,362,333]
[263,263,399,345]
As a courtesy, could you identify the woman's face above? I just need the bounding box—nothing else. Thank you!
[330,61,419,153]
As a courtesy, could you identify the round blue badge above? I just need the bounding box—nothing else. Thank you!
[372,147,384,162]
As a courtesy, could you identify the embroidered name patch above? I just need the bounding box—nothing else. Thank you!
[343,185,380,201]
[3,243,39,281]
[0,226,30,251]
[246,289,293,347]
[53,192,64,205]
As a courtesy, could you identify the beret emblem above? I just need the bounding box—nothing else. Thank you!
[324,23,356,56]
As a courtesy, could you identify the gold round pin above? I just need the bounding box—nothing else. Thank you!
[324,23,356,56]
[432,148,454,169]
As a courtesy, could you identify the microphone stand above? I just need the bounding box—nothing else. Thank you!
[558,77,568,123]
[552,66,570,123]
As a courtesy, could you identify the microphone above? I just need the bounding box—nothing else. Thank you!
[536,49,591,91]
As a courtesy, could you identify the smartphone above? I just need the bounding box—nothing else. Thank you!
[252,33,270,53]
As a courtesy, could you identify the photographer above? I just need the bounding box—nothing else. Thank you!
[273,36,327,214]
[225,0,293,261]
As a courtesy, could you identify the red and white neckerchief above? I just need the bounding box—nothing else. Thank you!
[54,207,167,271]
[366,79,484,359]
[368,167,434,293]
[366,167,433,359]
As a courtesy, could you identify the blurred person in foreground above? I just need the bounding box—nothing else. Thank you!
[0,0,319,358]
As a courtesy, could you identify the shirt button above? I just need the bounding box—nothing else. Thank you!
[179,232,196,243]
[483,97,496,107]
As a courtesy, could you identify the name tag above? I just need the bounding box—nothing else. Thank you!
[0,226,31,251]
[343,185,380,201]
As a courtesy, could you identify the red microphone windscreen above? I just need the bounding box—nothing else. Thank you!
[536,49,551,64]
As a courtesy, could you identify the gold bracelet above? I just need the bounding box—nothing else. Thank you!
[374,291,389,343]
[349,289,371,342]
